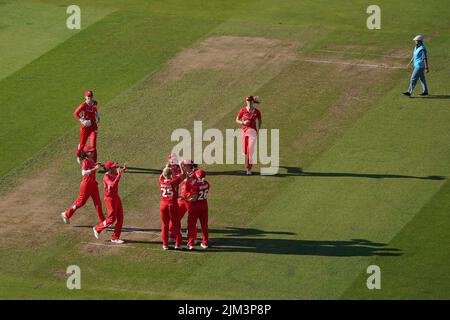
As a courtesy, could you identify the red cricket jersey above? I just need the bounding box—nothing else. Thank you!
[170,163,182,177]
[81,158,98,184]
[191,179,210,208]
[159,176,182,203]
[103,170,123,198]
[236,106,261,132]
[180,171,196,198]
[74,101,99,129]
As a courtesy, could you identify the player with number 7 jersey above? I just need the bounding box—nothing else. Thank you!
[159,166,184,249]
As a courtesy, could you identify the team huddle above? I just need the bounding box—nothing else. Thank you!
[60,91,261,250]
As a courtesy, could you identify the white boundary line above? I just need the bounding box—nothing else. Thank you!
[304,59,403,69]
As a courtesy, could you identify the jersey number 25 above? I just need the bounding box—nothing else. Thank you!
[161,187,174,197]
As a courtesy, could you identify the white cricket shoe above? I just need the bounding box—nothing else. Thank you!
[111,239,124,244]
[246,169,252,175]
[188,245,194,250]
[174,245,181,250]
[61,212,70,224]
[92,227,100,239]
[162,245,169,250]
[201,243,208,249]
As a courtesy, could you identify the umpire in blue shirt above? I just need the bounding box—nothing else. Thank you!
[403,35,429,97]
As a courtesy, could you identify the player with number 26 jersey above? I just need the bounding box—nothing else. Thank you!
[186,169,210,249]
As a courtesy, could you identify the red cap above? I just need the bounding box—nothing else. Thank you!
[83,146,96,153]
[85,90,93,97]
[246,95,254,102]
[195,169,206,179]
[104,161,118,170]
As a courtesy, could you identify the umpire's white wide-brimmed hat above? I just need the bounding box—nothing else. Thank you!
[413,35,424,41]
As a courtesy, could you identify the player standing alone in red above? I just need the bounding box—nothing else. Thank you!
[235,96,262,175]
[181,169,210,250]
[159,165,185,250]
[74,90,100,163]
[61,146,105,224]
[93,160,127,244]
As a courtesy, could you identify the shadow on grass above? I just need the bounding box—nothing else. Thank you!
[207,237,401,257]
[98,166,161,175]
[73,226,296,236]
[97,165,445,181]
[412,94,450,99]
[74,225,400,257]
[207,166,445,180]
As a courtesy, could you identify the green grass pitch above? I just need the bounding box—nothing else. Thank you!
[0,0,449,299]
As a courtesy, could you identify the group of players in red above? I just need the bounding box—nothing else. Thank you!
[60,90,128,244]
[160,154,210,250]
[60,91,261,250]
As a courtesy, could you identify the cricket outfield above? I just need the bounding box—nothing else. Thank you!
[0,0,449,299]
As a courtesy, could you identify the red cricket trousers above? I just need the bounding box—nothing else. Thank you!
[160,201,182,247]
[76,126,98,160]
[241,129,257,170]
[95,195,123,240]
[169,200,190,238]
[187,203,208,247]
[65,181,104,222]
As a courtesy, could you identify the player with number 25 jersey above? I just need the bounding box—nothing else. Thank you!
[159,166,184,250]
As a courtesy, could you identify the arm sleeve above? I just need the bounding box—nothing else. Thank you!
[172,175,183,187]
[422,48,428,60]
[73,104,84,120]
[236,109,244,120]
[256,109,262,121]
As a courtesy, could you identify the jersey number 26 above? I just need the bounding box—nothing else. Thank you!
[198,189,209,200]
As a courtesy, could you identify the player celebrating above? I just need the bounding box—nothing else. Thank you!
[181,169,210,250]
[235,95,262,175]
[167,153,183,242]
[93,160,127,244]
[61,146,105,224]
[74,90,100,163]
[178,160,197,224]
[159,165,185,250]
[167,153,182,176]
[169,159,196,242]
